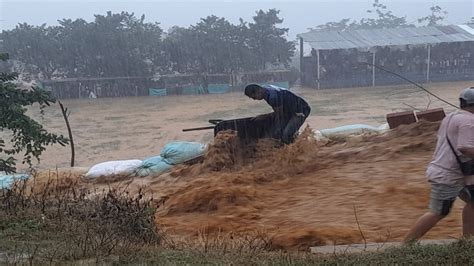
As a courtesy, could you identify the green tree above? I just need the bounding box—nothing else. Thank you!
[162,26,191,73]
[2,24,64,80]
[0,53,68,174]
[187,16,235,74]
[163,16,249,91]
[312,0,412,31]
[247,9,295,70]
[3,10,296,82]
[227,19,258,73]
[312,18,358,31]
[2,12,164,79]
[418,5,448,26]
[58,12,164,78]
[359,0,410,29]
[164,16,255,74]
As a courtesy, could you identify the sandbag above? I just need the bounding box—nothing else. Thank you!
[160,141,206,165]
[0,172,30,189]
[84,159,142,179]
[136,156,173,177]
[319,124,385,138]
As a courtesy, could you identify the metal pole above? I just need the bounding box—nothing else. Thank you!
[372,50,376,87]
[317,49,320,89]
[299,37,304,85]
[426,44,431,83]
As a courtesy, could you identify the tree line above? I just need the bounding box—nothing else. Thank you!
[1,9,294,81]
[1,1,471,82]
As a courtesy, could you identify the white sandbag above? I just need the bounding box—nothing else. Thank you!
[85,160,142,179]
[313,130,329,142]
[377,123,390,131]
[319,124,384,138]
[160,141,206,165]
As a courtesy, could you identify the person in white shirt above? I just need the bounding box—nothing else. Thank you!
[404,87,474,243]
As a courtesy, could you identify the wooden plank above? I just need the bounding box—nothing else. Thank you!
[386,111,416,129]
[416,108,445,122]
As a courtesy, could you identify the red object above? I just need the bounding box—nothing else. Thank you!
[416,108,445,122]
[386,111,416,129]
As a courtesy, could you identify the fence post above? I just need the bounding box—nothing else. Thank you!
[372,50,376,87]
[300,37,304,85]
[426,44,431,83]
[317,49,320,89]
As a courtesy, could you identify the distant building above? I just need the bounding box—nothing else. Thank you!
[297,25,474,89]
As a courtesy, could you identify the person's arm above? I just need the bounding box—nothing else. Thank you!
[272,105,284,117]
[252,113,273,122]
[265,91,284,117]
[457,123,474,159]
[459,147,474,158]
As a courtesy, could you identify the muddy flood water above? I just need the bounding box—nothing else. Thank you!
[24,81,473,250]
[34,120,466,250]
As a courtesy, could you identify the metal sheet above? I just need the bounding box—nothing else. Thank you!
[298,24,474,50]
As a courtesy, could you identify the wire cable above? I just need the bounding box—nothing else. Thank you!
[363,62,459,109]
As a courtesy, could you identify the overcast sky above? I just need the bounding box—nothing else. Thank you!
[1,0,473,40]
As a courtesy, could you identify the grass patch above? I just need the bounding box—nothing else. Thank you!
[0,176,161,264]
[104,239,474,265]
[321,239,474,265]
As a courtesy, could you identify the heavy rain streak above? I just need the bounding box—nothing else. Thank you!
[1,0,474,263]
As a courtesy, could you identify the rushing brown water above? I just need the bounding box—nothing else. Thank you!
[36,120,466,250]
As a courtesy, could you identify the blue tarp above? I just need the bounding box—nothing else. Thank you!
[135,141,206,176]
[0,173,30,189]
[136,156,173,177]
[149,88,167,96]
[182,86,206,95]
[160,141,206,165]
[208,84,231,94]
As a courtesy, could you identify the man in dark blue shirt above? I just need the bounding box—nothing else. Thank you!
[244,84,311,144]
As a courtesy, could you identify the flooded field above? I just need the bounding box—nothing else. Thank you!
[23,81,473,249]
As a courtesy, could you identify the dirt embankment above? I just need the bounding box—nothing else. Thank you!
[33,121,460,250]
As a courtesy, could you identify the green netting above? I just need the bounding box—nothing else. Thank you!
[208,84,231,94]
[182,86,206,95]
[149,88,167,96]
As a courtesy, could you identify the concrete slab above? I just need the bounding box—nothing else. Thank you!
[310,239,457,254]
